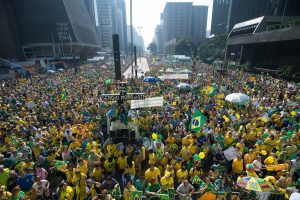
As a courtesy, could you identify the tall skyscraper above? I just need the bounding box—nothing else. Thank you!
[96,0,127,53]
[192,6,208,44]
[211,0,230,35]
[211,0,300,35]
[116,0,128,54]
[96,0,113,52]
[154,25,163,54]
[161,2,208,49]
[0,0,100,61]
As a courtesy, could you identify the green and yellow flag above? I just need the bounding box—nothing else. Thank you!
[168,188,175,200]
[159,194,169,200]
[190,109,207,132]
[192,175,201,185]
[131,191,142,200]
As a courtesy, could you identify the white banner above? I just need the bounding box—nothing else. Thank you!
[223,147,238,161]
[163,74,189,80]
[131,97,163,109]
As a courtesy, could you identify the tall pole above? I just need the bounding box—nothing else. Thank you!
[134,46,137,78]
[68,33,77,73]
[130,0,134,78]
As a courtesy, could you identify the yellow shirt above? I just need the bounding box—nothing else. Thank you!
[91,168,102,181]
[117,156,127,170]
[176,169,188,183]
[264,138,276,152]
[104,159,115,172]
[59,186,74,200]
[232,159,243,174]
[149,153,156,165]
[123,185,137,200]
[189,168,203,182]
[225,136,235,147]
[145,167,161,182]
[161,176,174,190]
[246,170,258,177]
[106,144,117,157]
[180,146,191,161]
[77,161,88,175]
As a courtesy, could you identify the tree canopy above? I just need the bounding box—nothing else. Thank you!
[147,42,158,55]
[197,34,227,63]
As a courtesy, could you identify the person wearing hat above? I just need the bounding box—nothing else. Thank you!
[161,172,174,192]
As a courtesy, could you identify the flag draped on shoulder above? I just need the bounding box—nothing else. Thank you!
[131,191,142,200]
[190,109,207,132]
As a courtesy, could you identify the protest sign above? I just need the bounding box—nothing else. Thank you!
[131,97,163,109]
[224,147,238,161]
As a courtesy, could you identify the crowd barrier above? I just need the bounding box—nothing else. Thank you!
[98,190,286,200]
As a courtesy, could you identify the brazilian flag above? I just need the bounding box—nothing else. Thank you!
[190,109,207,133]
[131,191,142,200]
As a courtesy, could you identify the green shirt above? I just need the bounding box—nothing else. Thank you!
[146,183,160,193]
[0,168,10,186]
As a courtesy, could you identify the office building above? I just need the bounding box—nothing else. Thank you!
[154,25,164,54]
[226,16,300,70]
[161,2,208,53]
[96,0,113,52]
[0,0,100,61]
[211,0,300,35]
[96,0,127,54]
[192,6,208,44]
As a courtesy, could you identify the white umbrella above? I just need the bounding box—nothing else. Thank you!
[225,93,250,103]
[176,83,193,91]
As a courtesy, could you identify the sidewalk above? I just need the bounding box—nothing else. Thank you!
[123,57,150,79]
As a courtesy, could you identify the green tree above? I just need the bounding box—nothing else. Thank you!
[174,38,192,56]
[197,34,227,63]
[147,42,158,55]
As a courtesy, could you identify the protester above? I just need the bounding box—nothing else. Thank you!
[0,59,299,200]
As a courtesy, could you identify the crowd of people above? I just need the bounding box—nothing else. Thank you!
[0,58,299,200]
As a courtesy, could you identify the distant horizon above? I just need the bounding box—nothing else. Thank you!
[125,0,213,47]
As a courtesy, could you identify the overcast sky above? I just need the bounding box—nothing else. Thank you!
[124,0,213,47]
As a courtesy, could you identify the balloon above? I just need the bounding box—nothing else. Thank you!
[268,156,275,164]
[244,147,249,153]
[282,136,288,141]
[262,117,267,123]
[291,111,296,116]
[247,164,253,169]
[287,131,293,137]
[263,132,269,138]
[236,114,240,119]
[194,154,200,161]
[152,133,157,140]
[261,150,267,155]
[236,143,241,147]
[275,151,280,156]
[199,152,205,159]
